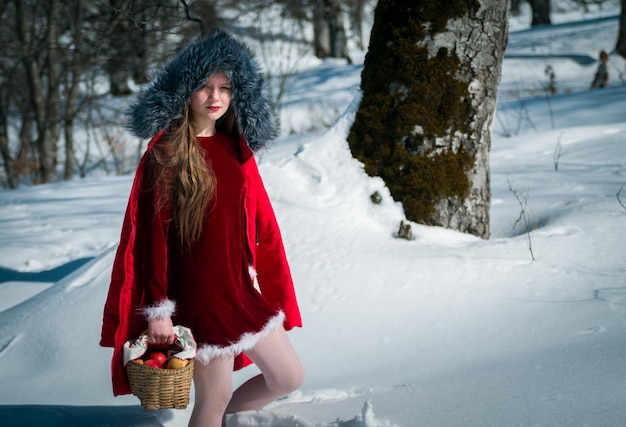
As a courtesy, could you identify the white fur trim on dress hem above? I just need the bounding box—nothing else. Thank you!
[195,310,285,366]
[139,298,176,321]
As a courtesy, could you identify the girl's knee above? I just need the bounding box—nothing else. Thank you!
[287,365,305,393]
[271,363,305,396]
[248,326,304,395]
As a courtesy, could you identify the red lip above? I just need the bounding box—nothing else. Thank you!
[208,106,220,111]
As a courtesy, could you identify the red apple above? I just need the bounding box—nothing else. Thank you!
[144,358,164,369]
[148,351,167,366]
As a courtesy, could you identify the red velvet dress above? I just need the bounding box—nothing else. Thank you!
[167,134,282,358]
[100,131,302,396]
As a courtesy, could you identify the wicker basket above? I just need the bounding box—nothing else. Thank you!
[126,359,194,410]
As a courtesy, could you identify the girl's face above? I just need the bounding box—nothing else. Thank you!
[189,70,232,134]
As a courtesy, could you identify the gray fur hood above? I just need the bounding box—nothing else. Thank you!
[125,29,277,152]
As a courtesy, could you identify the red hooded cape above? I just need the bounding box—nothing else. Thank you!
[100,132,302,396]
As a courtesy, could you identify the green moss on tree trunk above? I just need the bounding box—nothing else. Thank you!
[348,0,480,225]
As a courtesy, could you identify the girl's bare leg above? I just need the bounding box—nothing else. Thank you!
[226,327,304,413]
[189,355,234,427]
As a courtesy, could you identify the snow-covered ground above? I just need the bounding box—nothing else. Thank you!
[1,6,626,427]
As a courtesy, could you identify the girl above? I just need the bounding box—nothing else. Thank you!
[100,30,304,427]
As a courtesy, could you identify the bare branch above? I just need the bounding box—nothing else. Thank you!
[179,0,204,35]
[508,178,535,261]
[618,185,626,211]
[553,131,564,172]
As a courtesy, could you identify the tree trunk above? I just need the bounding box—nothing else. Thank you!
[63,0,85,181]
[326,0,349,61]
[529,0,551,26]
[348,0,509,239]
[349,0,365,50]
[313,0,330,58]
[312,0,350,61]
[17,108,34,182]
[0,86,18,189]
[616,0,626,58]
[0,3,12,188]
[129,16,150,84]
[15,0,61,184]
[43,0,61,183]
[108,0,132,96]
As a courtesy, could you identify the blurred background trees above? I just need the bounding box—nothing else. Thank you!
[616,0,626,56]
[0,0,368,188]
[0,0,621,189]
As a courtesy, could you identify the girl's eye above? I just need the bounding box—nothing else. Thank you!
[203,85,230,91]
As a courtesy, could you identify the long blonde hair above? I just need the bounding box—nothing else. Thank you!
[151,104,236,249]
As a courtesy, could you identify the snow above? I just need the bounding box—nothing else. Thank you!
[2,7,626,427]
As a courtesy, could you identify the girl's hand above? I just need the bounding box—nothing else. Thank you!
[148,317,175,346]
